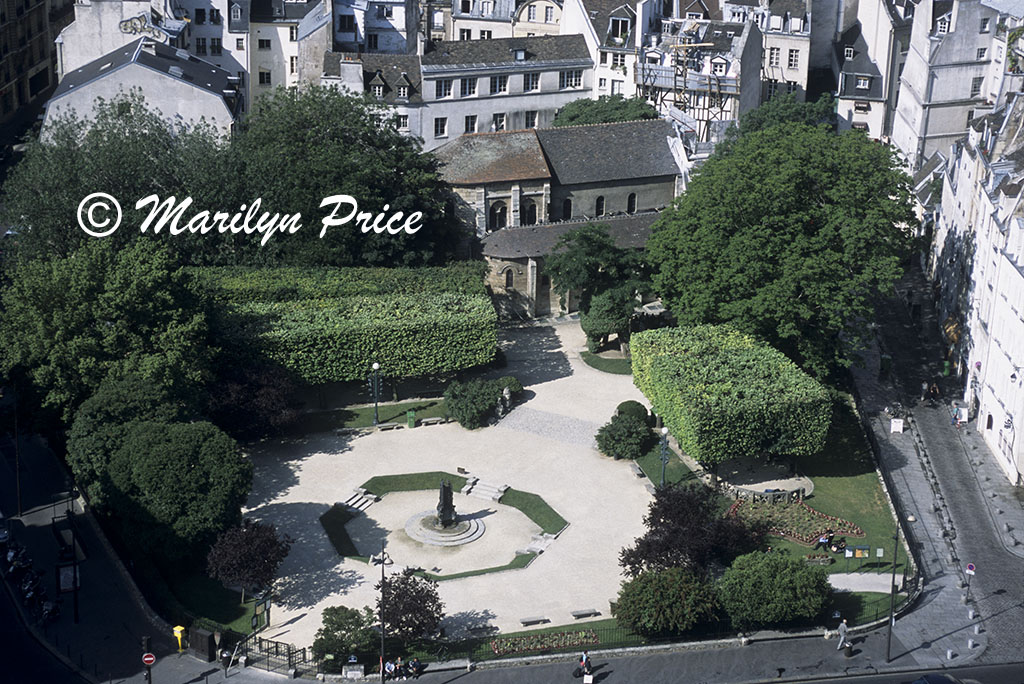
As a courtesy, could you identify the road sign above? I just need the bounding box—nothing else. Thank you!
[966,563,976,575]
[142,653,156,666]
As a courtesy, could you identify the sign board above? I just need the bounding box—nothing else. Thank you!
[876,548,884,558]
[854,546,870,559]
[966,563,976,576]
[142,653,156,666]
[57,564,80,593]
[845,548,854,558]
[251,615,259,630]
[890,418,904,433]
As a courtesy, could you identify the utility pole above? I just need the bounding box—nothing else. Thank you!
[885,525,900,662]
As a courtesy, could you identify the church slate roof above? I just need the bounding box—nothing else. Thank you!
[481,212,660,258]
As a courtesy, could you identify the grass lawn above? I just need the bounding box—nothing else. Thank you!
[757,400,907,575]
[166,571,253,634]
[292,399,447,433]
[499,488,569,535]
[361,471,468,496]
[635,445,699,486]
[416,552,536,581]
[580,351,633,375]
[830,590,909,626]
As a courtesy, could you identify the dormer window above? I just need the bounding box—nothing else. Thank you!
[513,48,526,60]
[231,3,241,20]
[372,84,384,98]
[610,17,629,39]
[844,46,854,60]
[686,12,702,19]
[711,58,727,75]
[398,85,408,98]
[769,14,783,30]
[856,75,870,89]
[936,16,949,34]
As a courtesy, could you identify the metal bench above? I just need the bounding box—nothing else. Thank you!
[570,609,600,619]
[376,422,402,431]
[519,616,549,626]
[420,417,446,426]
[629,462,646,477]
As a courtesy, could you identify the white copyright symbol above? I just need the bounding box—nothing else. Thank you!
[77,193,122,238]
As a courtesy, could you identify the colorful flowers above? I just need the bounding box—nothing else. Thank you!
[727,499,864,546]
[489,630,599,656]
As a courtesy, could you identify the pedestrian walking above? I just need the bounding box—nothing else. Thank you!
[921,381,929,401]
[951,403,959,428]
[836,619,849,650]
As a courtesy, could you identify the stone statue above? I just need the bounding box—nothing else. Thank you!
[437,479,456,528]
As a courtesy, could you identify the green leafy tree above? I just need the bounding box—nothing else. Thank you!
[620,484,765,577]
[443,376,522,429]
[595,412,654,460]
[0,240,212,423]
[207,518,293,602]
[615,567,718,636]
[376,568,444,645]
[722,93,836,148]
[580,286,636,352]
[0,90,234,264]
[312,605,379,671]
[107,420,252,564]
[552,95,659,127]
[717,552,832,630]
[545,224,646,313]
[233,85,458,266]
[647,123,916,376]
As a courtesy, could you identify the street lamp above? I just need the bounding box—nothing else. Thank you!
[372,542,393,682]
[885,525,900,662]
[659,427,670,487]
[370,363,381,426]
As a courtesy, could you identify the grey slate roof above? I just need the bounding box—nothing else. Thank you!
[52,38,238,104]
[435,130,550,184]
[836,23,884,100]
[536,119,681,185]
[981,0,1024,14]
[481,212,660,258]
[421,34,591,68]
[325,53,425,104]
[228,0,251,31]
[250,0,319,23]
[580,0,637,49]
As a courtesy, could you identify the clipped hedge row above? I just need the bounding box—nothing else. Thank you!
[188,262,488,303]
[220,293,496,383]
[631,325,831,465]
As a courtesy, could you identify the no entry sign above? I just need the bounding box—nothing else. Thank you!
[142,652,156,666]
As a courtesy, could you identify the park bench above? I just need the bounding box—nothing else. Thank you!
[644,483,657,495]
[629,462,645,478]
[570,609,600,619]
[376,422,402,431]
[420,417,446,426]
[457,467,469,475]
[519,616,549,626]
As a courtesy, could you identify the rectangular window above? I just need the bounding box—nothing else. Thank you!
[195,37,207,55]
[289,25,298,41]
[856,75,870,89]
[611,79,622,94]
[493,113,506,131]
[465,114,477,132]
[480,30,492,39]
[971,76,984,97]
[528,5,536,21]
[397,114,409,130]
[259,70,272,85]
[524,72,539,91]
[937,17,949,34]
[786,80,797,93]
[232,5,241,20]
[600,51,608,64]
[372,84,383,98]
[559,69,582,89]
[436,79,453,98]
[787,49,799,69]
[525,110,537,128]
[612,53,625,67]
[368,33,378,49]
[210,8,221,24]
[339,14,355,31]
[977,47,988,60]
[490,74,508,93]
[611,17,629,38]
[769,47,780,67]
[258,38,271,50]
[766,78,778,97]
[844,46,854,60]
[398,85,408,98]
[482,0,492,12]
[686,11,701,19]
[545,6,553,22]
[711,61,726,75]
[980,17,990,32]
[461,77,477,97]
[434,117,447,137]
[290,56,298,74]
[211,38,222,56]
[854,101,870,112]
[376,4,393,18]
[236,38,244,50]
[461,0,470,11]
[195,8,205,24]
[459,28,472,40]
[599,77,607,89]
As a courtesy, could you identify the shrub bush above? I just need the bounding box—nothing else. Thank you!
[717,552,832,630]
[596,413,654,460]
[444,376,523,429]
[615,567,718,636]
[616,400,648,424]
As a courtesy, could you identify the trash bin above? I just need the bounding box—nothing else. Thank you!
[844,642,854,658]
[406,410,416,428]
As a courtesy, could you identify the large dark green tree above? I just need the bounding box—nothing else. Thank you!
[234,85,458,266]
[722,93,836,146]
[545,224,646,313]
[615,567,718,636]
[376,568,444,645]
[207,518,293,602]
[0,240,212,423]
[717,552,832,630]
[647,123,916,376]
[552,95,659,127]
[312,605,379,670]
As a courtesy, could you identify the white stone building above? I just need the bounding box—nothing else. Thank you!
[333,0,419,52]
[512,0,562,37]
[721,0,812,102]
[451,0,514,40]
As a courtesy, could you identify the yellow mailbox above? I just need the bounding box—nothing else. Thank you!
[173,625,185,653]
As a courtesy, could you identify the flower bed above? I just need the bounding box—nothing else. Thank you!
[489,630,599,656]
[727,499,864,546]
[804,553,835,566]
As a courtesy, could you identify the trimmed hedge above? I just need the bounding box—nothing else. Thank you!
[188,263,488,303]
[444,375,522,429]
[631,325,831,465]
[220,294,496,384]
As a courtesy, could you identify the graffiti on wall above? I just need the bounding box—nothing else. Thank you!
[119,14,170,42]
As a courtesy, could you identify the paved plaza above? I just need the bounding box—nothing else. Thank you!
[246,323,655,647]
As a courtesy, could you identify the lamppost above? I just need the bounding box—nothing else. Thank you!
[370,363,381,426]
[885,525,900,662]
[372,542,393,682]
[659,427,670,487]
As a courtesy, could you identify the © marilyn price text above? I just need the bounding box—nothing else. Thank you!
[76,193,424,244]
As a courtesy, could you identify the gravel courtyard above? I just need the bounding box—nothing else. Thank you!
[245,322,653,647]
